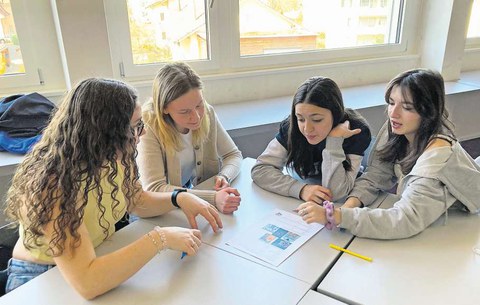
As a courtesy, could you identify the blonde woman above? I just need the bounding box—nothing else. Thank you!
[137,62,242,214]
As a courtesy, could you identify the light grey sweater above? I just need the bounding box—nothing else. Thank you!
[251,136,363,201]
[341,123,480,239]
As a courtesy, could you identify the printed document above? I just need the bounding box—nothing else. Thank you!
[226,208,323,266]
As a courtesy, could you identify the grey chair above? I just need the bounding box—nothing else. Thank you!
[0,223,19,297]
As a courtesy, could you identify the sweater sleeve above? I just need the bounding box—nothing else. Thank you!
[213,111,243,182]
[137,123,173,193]
[321,136,363,201]
[251,138,306,198]
[340,176,453,239]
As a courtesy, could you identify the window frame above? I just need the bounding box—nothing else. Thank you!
[0,0,65,94]
[104,0,420,81]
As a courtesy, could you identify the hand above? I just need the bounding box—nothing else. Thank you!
[214,175,230,191]
[214,187,241,214]
[295,201,327,224]
[328,120,361,139]
[300,185,332,204]
[160,227,202,257]
[177,192,223,233]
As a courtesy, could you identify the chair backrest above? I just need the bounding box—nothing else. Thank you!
[0,223,19,296]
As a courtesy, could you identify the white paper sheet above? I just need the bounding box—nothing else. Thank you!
[226,208,323,266]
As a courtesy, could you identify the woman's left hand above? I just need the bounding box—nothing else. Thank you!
[214,175,230,190]
[295,201,327,224]
[214,187,241,214]
[329,120,361,139]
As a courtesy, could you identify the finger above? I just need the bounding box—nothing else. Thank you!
[200,210,220,233]
[318,193,332,202]
[225,201,240,208]
[319,187,333,198]
[221,208,235,214]
[344,120,350,128]
[295,203,308,212]
[311,196,323,205]
[187,215,199,230]
[209,206,224,229]
[192,229,202,240]
[226,196,241,204]
[215,177,222,188]
[192,233,202,246]
[227,188,241,196]
[350,128,361,135]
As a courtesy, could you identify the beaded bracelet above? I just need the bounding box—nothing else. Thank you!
[146,232,162,254]
[154,226,168,250]
[323,201,335,230]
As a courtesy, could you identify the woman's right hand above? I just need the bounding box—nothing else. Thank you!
[160,226,202,257]
[329,120,361,139]
[300,185,332,204]
[177,192,223,233]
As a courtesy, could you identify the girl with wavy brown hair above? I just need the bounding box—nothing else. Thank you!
[4,78,222,299]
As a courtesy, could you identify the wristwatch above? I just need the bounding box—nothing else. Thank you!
[171,188,187,208]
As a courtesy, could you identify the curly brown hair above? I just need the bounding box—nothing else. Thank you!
[5,78,141,256]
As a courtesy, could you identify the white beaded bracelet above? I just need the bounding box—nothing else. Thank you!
[146,232,162,254]
[154,226,168,251]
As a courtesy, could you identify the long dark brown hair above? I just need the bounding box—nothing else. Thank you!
[5,78,141,256]
[286,76,367,178]
[378,69,455,174]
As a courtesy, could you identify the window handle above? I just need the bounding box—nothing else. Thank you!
[209,0,215,9]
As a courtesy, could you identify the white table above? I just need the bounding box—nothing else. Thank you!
[297,290,347,305]
[0,220,311,305]
[0,151,24,177]
[317,194,480,305]
[143,158,386,285]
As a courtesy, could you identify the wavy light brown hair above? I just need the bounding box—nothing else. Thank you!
[5,78,141,256]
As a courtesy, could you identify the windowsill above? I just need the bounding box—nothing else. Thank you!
[214,75,480,132]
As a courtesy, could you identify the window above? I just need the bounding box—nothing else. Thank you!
[0,0,24,76]
[239,1,401,56]
[0,1,64,94]
[467,0,480,39]
[126,0,208,65]
[105,0,413,80]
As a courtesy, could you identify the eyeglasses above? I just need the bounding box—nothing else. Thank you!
[131,120,145,136]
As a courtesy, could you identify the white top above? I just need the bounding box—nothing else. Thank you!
[178,130,196,187]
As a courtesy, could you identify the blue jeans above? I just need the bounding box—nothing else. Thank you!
[5,258,55,293]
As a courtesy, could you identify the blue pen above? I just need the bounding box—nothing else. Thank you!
[180,251,187,259]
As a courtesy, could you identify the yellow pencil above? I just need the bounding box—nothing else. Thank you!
[329,243,373,262]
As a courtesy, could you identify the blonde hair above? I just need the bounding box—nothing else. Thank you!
[146,62,210,153]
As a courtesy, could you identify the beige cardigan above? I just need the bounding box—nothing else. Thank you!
[137,104,242,204]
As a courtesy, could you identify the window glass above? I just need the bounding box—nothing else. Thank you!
[238,0,403,57]
[0,0,24,76]
[467,0,479,38]
[126,0,208,65]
